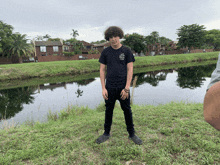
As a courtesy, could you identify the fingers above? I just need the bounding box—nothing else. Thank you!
[120,90,128,100]
[120,90,124,99]
[103,95,108,100]
[103,94,108,100]
[103,91,108,100]
[105,93,108,100]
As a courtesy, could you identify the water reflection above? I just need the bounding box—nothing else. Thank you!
[133,71,170,87]
[132,63,215,89]
[0,63,216,124]
[0,78,96,121]
[175,64,215,89]
[0,86,35,120]
[37,78,96,96]
[74,78,96,98]
[75,86,83,98]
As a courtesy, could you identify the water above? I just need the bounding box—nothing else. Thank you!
[0,63,216,129]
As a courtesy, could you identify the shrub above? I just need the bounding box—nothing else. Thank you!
[63,52,75,56]
[88,49,100,54]
[74,48,82,55]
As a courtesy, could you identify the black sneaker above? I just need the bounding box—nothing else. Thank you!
[96,134,110,144]
[129,135,142,145]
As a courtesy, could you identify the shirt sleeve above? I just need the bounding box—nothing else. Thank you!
[126,47,135,64]
[207,52,220,90]
[99,49,107,65]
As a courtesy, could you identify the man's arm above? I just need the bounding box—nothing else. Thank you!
[125,62,133,89]
[100,63,106,90]
[100,63,108,100]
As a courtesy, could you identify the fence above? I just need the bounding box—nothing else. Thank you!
[145,49,214,56]
[0,57,12,64]
[37,54,100,62]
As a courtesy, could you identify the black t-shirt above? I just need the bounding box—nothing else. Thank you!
[99,45,135,88]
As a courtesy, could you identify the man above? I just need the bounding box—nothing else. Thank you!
[95,26,142,145]
[204,53,220,131]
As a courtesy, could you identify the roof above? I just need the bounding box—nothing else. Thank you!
[79,40,93,46]
[35,41,62,46]
[93,41,111,47]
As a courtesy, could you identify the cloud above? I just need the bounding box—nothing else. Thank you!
[1,0,220,43]
[203,19,220,30]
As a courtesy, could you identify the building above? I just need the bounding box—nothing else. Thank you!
[92,41,136,56]
[92,41,111,53]
[79,40,94,54]
[34,40,63,61]
[62,40,95,54]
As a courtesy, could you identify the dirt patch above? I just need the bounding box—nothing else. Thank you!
[125,160,146,165]
[0,68,18,76]
[180,117,189,120]
[68,67,78,73]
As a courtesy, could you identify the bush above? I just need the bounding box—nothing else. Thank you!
[88,49,100,54]
[74,48,82,55]
[63,52,75,56]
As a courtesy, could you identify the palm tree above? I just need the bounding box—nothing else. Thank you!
[71,29,79,38]
[9,33,35,63]
[70,29,79,50]
[35,35,43,41]
[43,34,51,41]
[76,41,85,52]
[150,31,159,44]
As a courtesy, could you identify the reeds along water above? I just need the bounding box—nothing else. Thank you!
[130,76,138,105]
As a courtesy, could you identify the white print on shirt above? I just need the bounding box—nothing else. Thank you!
[119,53,125,60]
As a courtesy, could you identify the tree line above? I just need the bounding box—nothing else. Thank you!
[35,29,100,56]
[122,24,220,54]
[0,21,35,63]
[1,21,220,63]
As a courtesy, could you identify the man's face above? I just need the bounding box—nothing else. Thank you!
[109,36,120,46]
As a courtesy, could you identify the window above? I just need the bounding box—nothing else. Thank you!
[64,46,69,51]
[53,46,58,52]
[40,46,46,52]
[86,46,91,49]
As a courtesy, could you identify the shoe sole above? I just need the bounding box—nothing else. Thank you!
[96,136,110,144]
[129,137,142,145]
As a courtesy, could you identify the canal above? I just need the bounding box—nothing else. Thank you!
[0,61,216,129]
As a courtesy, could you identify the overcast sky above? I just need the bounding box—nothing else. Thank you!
[1,0,220,43]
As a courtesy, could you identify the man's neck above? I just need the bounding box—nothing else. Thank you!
[111,43,122,50]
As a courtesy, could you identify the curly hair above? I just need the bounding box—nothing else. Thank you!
[104,26,124,41]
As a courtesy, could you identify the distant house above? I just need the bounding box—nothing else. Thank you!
[92,41,111,53]
[79,40,94,54]
[34,40,63,60]
[92,41,136,55]
[146,41,189,56]
[63,40,95,54]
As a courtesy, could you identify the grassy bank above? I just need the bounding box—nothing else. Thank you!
[0,52,219,81]
[0,59,217,90]
[0,101,220,164]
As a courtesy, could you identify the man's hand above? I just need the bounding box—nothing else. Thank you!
[120,89,129,100]
[102,88,108,100]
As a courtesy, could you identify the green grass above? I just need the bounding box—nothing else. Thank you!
[0,52,219,81]
[0,59,217,90]
[0,101,220,164]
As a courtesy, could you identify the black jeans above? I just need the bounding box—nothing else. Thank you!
[104,87,135,137]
